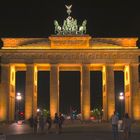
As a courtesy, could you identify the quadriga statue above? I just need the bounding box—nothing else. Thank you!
[79,20,87,34]
[54,20,62,35]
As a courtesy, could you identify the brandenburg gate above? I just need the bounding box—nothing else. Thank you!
[0,5,140,122]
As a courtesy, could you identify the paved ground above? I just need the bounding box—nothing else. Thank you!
[0,120,140,140]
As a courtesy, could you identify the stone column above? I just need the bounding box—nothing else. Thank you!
[9,65,16,121]
[0,64,10,121]
[124,65,132,118]
[50,64,59,119]
[81,64,90,120]
[129,64,140,120]
[103,65,115,120]
[25,64,37,119]
[102,66,107,120]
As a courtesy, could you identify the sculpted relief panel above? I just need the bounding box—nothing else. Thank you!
[1,51,138,64]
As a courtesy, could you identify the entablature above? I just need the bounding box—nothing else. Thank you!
[0,49,139,65]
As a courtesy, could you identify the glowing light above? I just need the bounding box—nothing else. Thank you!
[16,93,22,100]
[119,92,124,100]
[90,116,95,120]
[17,92,21,96]
[119,96,124,100]
[120,92,123,96]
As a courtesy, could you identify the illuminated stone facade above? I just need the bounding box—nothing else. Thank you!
[0,36,140,121]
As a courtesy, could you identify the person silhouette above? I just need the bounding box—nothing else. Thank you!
[122,113,131,140]
[54,113,59,134]
[59,113,65,133]
[46,113,52,133]
[111,111,119,140]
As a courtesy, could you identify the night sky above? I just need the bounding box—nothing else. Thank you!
[1,0,140,114]
[0,0,140,37]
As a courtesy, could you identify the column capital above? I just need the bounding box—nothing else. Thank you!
[105,63,114,67]
[82,63,90,66]
[26,63,35,67]
[50,63,59,67]
[81,64,90,70]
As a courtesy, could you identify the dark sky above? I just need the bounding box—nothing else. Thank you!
[0,0,140,37]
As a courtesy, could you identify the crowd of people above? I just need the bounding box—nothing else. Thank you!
[111,111,131,140]
[28,110,132,139]
[28,112,64,134]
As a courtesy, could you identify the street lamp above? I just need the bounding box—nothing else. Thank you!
[119,92,124,119]
[16,92,22,121]
[16,92,22,100]
[37,108,40,112]
[119,92,124,99]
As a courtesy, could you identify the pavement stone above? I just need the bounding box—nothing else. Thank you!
[0,121,140,140]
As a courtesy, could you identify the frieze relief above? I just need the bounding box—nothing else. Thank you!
[0,52,138,64]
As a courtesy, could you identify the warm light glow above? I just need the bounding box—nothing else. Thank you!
[83,105,90,120]
[0,107,6,121]
[90,64,103,71]
[50,104,57,119]
[37,108,40,112]
[121,38,138,47]
[16,95,22,100]
[133,104,140,120]
[119,96,124,100]
[15,64,26,71]
[2,37,138,49]
[119,92,124,100]
[10,65,15,85]
[2,38,46,48]
[49,36,91,49]
[17,92,21,96]
[36,64,50,71]
[59,64,81,71]
[124,65,130,85]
